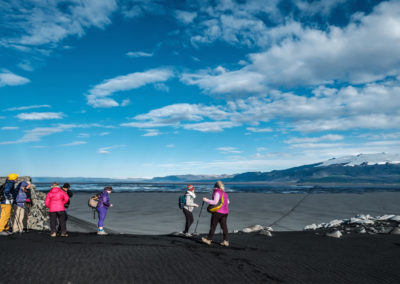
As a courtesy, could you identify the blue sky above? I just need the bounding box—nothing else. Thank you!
[1,0,400,178]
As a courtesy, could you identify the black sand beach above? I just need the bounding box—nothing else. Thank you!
[1,230,400,284]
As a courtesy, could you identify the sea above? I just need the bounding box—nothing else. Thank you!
[34,182,400,194]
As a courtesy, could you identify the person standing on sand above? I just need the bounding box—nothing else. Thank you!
[58,183,73,233]
[45,183,69,237]
[0,173,18,236]
[202,181,230,247]
[12,181,31,233]
[182,184,199,237]
[97,186,113,235]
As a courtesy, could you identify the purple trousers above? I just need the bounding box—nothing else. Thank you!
[97,207,108,227]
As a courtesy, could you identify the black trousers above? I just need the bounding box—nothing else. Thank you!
[207,212,228,241]
[50,211,66,234]
[183,208,194,233]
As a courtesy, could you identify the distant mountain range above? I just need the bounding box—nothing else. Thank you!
[33,153,400,184]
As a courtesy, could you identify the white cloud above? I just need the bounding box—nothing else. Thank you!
[61,141,87,147]
[294,0,346,16]
[142,129,161,136]
[0,123,112,145]
[98,145,126,154]
[87,68,174,108]
[175,10,197,24]
[166,144,175,148]
[1,126,19,130]
[0,70,30,87]
[78,133,90,138]
[247,127,273,133]
[285,134,344,144]
[1,0,117,50]
[126,51,153,58]
[217,147,242,154]
[5,104,51,111]
[99,132,110,136]
[16,112,64,120]
[183,1,400,93]
[182,121,239,132]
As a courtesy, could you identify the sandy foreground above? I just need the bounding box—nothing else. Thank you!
[67,192,400,234]
[1,230,400,284]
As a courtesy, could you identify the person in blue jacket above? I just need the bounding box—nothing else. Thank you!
[12,181,32,233]
[96,186,113,235]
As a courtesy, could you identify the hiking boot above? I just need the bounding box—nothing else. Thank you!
[220,240,229,247]
[201,237,211,245]
[60,233,69,237]
[0,231,10,236]
[50,232,57,237]
[97,230,108,236]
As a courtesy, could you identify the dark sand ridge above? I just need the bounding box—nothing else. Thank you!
[1,230,400,283]
[67,192,400,234]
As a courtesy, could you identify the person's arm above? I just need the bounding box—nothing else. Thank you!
[67,190,73,198]
[45,193,50,208]
[63,191,70,204]
[102,194,110,207]
[204,192,220,205]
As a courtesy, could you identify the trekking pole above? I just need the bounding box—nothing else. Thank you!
[193,201,204,235]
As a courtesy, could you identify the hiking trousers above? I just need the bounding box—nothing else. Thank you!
[207,212,228,241]
[0,204,12,232]
[49,211,67,234]
[12,205,25,232]
[97,207,108,227]
[183,208,194,233]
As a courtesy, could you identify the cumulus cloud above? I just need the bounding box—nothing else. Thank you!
[183,1,400,94]
[142,129,161,136]
[1,0,117,50]
[0,70,30,87]
[175,10,197,24]
[87,68,174,108]
[16,112,64,120]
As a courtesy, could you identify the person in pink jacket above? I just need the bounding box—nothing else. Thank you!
[45,183,69,237]
[202,181,230,247]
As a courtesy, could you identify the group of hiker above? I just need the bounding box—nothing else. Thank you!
[0,173,230,246]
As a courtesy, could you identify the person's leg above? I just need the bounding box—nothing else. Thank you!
[183,209,193,233]
[12,206,24,232]
[219,214,229,241]
[0,204,12,232]
[58,211,67,235]
[207,213,222,240]
[49,212,57,234]
[97,207,107,228]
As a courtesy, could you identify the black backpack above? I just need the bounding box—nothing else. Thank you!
[0,183,5,202]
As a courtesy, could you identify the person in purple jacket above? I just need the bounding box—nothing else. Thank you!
[96,186,113,235]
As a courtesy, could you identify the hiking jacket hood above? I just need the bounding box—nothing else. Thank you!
[45,187,69,212]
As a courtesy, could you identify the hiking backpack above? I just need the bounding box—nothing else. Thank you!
[178,194,186,209]
[88,192,101,208]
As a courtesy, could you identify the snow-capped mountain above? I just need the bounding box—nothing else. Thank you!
[318,153,400,167]
[230,153,400,183]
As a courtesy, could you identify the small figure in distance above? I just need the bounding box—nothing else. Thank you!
[96,186,113,235]
[182,184,199,237]
[202,181,230,247]
[12,181,32,233]
[0,173,19,236]
[45,183,69,237]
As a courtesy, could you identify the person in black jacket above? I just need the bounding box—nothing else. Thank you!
[57,183,73,234]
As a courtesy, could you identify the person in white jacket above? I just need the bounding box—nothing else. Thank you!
[182,184,199,236]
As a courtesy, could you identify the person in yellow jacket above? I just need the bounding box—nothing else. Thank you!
[0,173,18,236]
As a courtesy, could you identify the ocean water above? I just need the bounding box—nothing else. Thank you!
[34,182,400,194]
